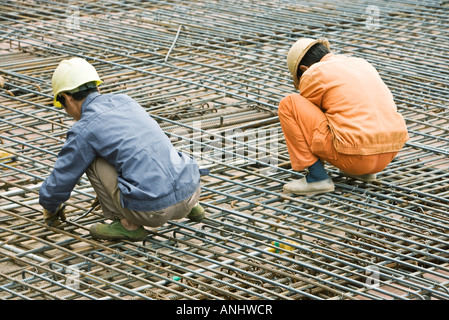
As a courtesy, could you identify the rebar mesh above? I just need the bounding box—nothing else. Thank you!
[0,0,448,300]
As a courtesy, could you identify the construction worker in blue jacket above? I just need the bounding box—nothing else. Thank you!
[39,57,205,241]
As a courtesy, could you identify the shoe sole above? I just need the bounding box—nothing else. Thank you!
[188,211,205,222]
[284,186,335,196]
[90,234,148,241]
[342,174,376,182]
[89,225,148,242]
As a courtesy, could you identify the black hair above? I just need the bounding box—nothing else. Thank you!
[57,82,98,108]
[296,43,330,80]
[70,87,98,101]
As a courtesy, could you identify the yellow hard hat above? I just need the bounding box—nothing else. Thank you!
[286,38,330,89]
[51,57,102,108]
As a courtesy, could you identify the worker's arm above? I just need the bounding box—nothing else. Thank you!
[39,130,95,213]
[298,73,326,110]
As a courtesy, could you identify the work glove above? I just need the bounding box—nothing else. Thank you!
[43,204,66,228]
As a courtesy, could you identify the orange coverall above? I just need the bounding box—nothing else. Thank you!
[278,53,409,175]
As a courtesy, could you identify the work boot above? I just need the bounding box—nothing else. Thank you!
[90,219,149,241]
[187,204,205,222]
[283,177,335,195]
[340,170,377,182]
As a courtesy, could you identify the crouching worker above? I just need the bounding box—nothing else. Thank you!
[279,38,409,195]
[39,57,205,241]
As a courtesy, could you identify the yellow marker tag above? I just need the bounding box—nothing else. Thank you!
[0,151,17,165]
[267,239,299,254]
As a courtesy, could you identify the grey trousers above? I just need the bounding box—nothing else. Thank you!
[86,157,200,227]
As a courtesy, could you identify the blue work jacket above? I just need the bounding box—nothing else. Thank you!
[39,92,201,213]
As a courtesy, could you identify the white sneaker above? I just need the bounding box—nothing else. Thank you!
[283,177,335,195]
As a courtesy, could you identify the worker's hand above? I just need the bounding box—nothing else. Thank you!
[43,204,66,228]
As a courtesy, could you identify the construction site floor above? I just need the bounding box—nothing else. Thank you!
[0,0,448,301]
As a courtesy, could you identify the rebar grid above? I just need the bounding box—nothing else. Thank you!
[0,0,448,300]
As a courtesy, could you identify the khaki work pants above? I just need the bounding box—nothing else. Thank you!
[278,94,397,175]
[86,157,200,227]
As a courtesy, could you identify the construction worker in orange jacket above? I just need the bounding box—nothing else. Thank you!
[279,38,409,195]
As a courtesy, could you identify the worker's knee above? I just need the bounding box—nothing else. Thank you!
[278,93,297,113]
[279,93,320,114]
